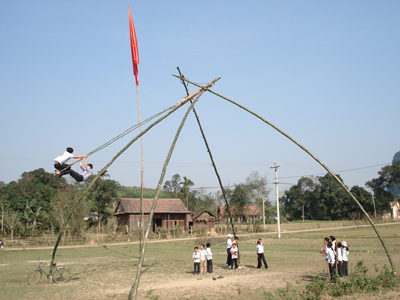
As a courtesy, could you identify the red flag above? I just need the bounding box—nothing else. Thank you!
[128,5,139,86]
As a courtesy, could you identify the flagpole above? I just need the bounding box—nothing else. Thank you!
[136,84,144,255]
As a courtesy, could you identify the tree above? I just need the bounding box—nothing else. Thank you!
[84,171,120,228]
[230,183,252,221]
[281,176,318,220]
[245,172,271,224]
[3,210,21,242]
[180,176,194,209]
[162,174,182,197]
[366,161,400,214]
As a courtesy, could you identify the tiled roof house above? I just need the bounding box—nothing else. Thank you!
[114,198,191,232]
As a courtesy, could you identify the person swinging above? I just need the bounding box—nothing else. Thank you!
[54,147,93,181]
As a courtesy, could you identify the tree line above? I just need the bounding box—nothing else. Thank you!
[0,161,398,239]
[280,162,400,220]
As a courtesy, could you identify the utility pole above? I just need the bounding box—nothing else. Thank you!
[262,195,265,230]
[270,162,281,238]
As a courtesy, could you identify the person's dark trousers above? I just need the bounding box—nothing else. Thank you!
[337,262,343,277]
[231,258,238,270]
[257,253,268,268]
[62,169,83,182]
[207,259,213,273]
[226,248,232,266]
[54,163,71,176]
[194,262,200,274]
[343,261,348,276]
[329,264,336,281]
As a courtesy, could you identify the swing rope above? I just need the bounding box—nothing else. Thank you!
[55,105,176,174]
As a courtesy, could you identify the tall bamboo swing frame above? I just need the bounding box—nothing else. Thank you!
[49,73,395,300]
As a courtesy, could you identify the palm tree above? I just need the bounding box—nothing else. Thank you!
[180,176,194,210]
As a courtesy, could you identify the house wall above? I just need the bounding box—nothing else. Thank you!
[117,212,190,232]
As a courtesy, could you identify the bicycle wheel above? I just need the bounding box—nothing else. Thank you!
[27,269,42,285]
[52,266,70,283]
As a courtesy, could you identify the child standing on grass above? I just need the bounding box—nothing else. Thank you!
[230,242,239,270]
[327,242,336,282]
[320,237,330,278]
[206,242,213,273]
[336,242,343,277]
[192,247,200,275]
[199,244,207,274]
[341,241,349,277]
[256,239,269,269]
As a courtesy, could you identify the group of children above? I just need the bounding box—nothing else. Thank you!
[193,235,269,274]
[192,243,213,275]
[53,147,93,182]
[225,234,241,270]
[321,235,349,282]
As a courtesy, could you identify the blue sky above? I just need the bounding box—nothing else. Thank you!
[1,0,399,202]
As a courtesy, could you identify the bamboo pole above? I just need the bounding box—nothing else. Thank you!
[128,78,220,300]
[49,85,209,273]
[136,84,145,255]
[176,67,236,237]
[172,74,396,274]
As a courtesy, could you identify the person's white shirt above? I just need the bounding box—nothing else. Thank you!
[54,151,74,164]
[331,241,336,254]
[337,247,343,262]
[324,246,329,260]
[227,238,232,249]
[192,251,200,263]
[342,248,349,261]
[199,249,206,261]
[328,248,335,264]
[256,243,264,254]
[206,247,213,260]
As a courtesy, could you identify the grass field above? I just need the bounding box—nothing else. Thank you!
[1,223,399,300]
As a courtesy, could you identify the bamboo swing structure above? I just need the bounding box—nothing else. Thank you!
[49,72,395,300]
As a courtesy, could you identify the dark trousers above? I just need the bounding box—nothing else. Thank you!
[337,261,343,277]
[207,259,213,273]
[193,262,200,274]
[54,163,71,175]
[231,258,238,269]
[61,169,84,182]
[342,261,348,276]
[329,263,336,281]
[226,248,232,266]
[257,253,268,268]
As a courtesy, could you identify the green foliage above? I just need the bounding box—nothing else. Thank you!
[302,261,399,300]
[84,171,120,226]
[366,161,400,213]
[281,174,374,221]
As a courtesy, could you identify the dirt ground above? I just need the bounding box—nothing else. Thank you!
[1,223,399,299]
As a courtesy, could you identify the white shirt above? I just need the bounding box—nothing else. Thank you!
[82,168,93,181]
[199,249,206,261]
[342,248,349,261]
[206,247,213,260]
[328,248,335,264]
[324,246,329,260]
[54,151,74,164]
[256,243,264,254]
[331,241,336,255]
[337,247,343,262]
[192,251,200,263]
[227,238,232,249]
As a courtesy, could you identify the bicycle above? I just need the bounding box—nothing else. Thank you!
[27,258,70,285]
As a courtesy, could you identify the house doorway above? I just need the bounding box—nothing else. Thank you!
[153,218,162,232]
